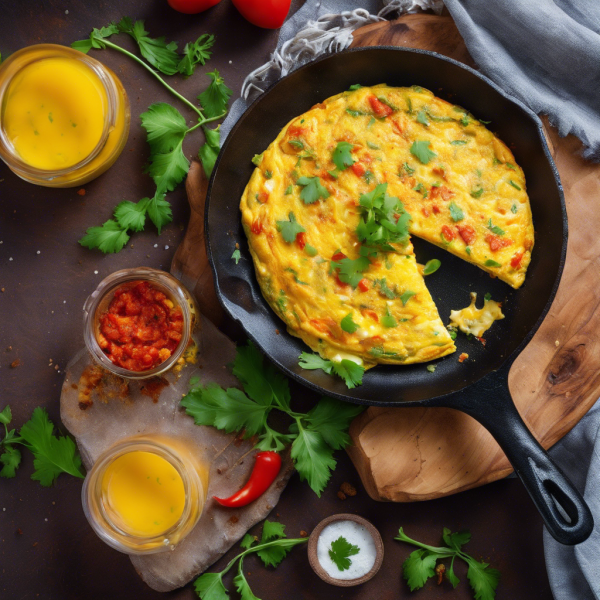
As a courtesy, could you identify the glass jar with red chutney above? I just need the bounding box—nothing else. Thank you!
[83,268,197,379]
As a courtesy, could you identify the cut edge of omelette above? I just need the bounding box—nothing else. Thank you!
[240,85,533,368]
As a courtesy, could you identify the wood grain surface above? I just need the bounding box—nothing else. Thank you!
[346,14,600,502]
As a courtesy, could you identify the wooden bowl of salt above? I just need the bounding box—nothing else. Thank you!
[307,513,384,587]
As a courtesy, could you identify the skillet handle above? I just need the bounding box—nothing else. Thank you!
[449,380,593,546]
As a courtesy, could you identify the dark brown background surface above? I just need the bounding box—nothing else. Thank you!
[0,1,553,599]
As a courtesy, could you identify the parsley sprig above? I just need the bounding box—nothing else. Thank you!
[181,341,363,496]
[74,18,231,253]
[396,527,500,600]
[298,353,365,389]
[194,520,308,600]
[0,406,84,485]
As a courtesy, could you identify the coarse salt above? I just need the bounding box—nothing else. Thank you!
[316,520,376,580]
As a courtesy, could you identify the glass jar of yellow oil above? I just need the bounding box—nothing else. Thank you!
[0,44,130,187]
[82,436,206,554]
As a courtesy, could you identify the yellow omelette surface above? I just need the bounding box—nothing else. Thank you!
[240,85,534,367]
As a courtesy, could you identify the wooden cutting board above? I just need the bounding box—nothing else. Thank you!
[345,13,600,501]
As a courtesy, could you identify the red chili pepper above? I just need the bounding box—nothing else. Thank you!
[213,451,281,508]
[368,95,393,118]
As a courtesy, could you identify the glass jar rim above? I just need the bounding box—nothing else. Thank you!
[82,268,193,380]
[82,437,204,554]
[0,44,117,178]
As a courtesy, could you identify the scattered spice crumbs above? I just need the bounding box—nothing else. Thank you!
[77,188,86,196]
[458,352,469,363]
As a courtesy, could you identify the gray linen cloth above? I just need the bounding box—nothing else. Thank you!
[219,1,600,598]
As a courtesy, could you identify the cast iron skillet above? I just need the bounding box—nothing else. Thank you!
[206,47,593,545]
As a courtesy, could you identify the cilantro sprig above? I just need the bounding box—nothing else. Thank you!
[194,520,308,600]
[396,527,500,600]
[329,536,360,571]
[74,18,231,252]
[0,406,84,485]
[356,183,412,251]
[181,341,363,496]
[298,353,365,389]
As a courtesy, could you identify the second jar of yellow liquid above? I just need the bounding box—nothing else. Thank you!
[82,437,206,554]
[0,44,130,187]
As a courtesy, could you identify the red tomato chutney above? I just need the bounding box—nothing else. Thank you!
[97,281,184,372]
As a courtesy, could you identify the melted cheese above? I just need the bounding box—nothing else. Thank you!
[449,293,505,338]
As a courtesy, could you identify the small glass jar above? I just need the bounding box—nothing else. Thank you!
[0,44,130,187]
[82,437,205,554]
[83,267,198,380]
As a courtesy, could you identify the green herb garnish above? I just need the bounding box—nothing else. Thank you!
[231,248,241,264]
[296,176,330,204]
[381,306,398,328]
[276,212,305,243]
[449,202,464,222]
[332,141,355,171]
[410,140,437,164]
[487,219,505,236]
[341,313,359,334]
[423,259,441,275]
[508,179,521,190]
[329,536,360,571]
[299,353,365,390]
[485,259,502,268]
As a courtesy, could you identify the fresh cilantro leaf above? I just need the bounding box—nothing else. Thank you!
[403,549,438,591]
[79,220,130,254]
[449,201,464,222]
[508,179,521,190]
[416,110,429,126]
[487,219,505,236]
[511,203,518,214]
[118,17,180,75]
[400,290,416,306]
[178,34,215,77]
[233,559,260,600]
[284,185,293,195]
[194,572,229,600]
[181,383,267,438]
[0,446,21,478]
[364,170,375,184]
[71,24,119,53]
[414,182,428,197]
[146,192,173,234]
[401,162,415,176]
[291,427,336,497]
[447,557,461,588]
[466,559,501,600]
[332,255,370,287]
[423,259,441,275]
[484,292,492,302]
[232,248,241,264]
[451,140,468,145]
[381,307,397,328]
[296,176,330,204]
[232,340,290,410]
[349,84,362,90]
[141,103,189,193]
[410,140,437,164]
[255,520,293,567]
[113,198,149,232]
[461,116,470,127]
[304,244,318,257]
[331,360,364,389]
[332,142,355,171]
[442,527,471,551]
[199,125,221,177]
[471,188,484,199]
[298,353,365,389]
[252,153,263,166]
[198,69,232,119]
[340,313,359,334]
[19,408,84,486]
[356,183,412,250]
[240,534,256,550]
[305,398,363,450]
[329,536,360,571]
[276,212,305,243]
[261,519,286,543]
[0,405,12,425]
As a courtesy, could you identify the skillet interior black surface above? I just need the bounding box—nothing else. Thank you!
[206,47,567,406]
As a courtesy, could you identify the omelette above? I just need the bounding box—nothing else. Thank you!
[240,85,534,368]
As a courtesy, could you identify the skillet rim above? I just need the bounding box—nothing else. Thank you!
[205,45,568,407]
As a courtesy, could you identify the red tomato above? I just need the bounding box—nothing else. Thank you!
[232,0,291,29]
[368,96,393,118]
[511,250,524,269]
[441,224,456,242]
[332,251,346,262]
[457,224,476,245]
[351,163,366,177]
[250,219,263,235]
[167,0,222,14]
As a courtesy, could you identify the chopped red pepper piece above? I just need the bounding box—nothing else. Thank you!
[442,224,456,241]
[296,231,306,250]
[332,251,347,262]
[511,250,524,269]
[457,224,476,245]
[250,219,263,235]
[351,163,366,177]
[368,96,393,117]
[358,278,370,292]
[361,309,379,322]
[214,451,281,508]
[485,234,513,252]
